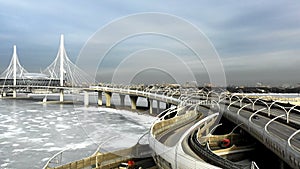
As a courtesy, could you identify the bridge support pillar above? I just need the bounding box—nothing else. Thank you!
[97,91,102,106]
[148,99,153,114]
[166,103,171,109]
[130,96,138,110]
[104,92,112,107]
[13,89,16,98]
[59,89,64,102]
[84,91,89,107]
[157,101,160,114]
[205,121,209,135]
[119,94,125,106]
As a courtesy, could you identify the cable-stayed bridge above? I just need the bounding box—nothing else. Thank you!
[0,35,299,168]
[0,34,93,100]
[0,35,92,87]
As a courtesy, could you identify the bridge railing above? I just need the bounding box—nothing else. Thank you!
[151,109,200,138]
[43,147,135,169]
[220,101,300,169]
[88,86,181,105]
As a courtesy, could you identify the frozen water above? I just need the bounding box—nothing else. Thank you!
[0,99,156,169]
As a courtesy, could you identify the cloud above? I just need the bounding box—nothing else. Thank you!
[0,1,299,85]
[222,50,300,85]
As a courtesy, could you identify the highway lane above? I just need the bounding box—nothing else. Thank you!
[181,134,206,161]
[190,99,300,144]
[157,116,199,147]
[156,107,210,147]
[252,103,300,124]
[224,103,300,150]
[225,98,300,124]
[159,96,300,153]
[155,120,208,161]
[221,99,300,130]
[227,101,300,139]
[155,106,217,163]
[152,93,300,168]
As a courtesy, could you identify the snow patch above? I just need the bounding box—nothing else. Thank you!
[1,163,9,167]
[12,148,28,153]
[44,143,55,147]
[42,133,51,137]
[27,110,39,113]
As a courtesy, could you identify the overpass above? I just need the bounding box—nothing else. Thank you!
[85,86,300,168]
[41,85,300,169]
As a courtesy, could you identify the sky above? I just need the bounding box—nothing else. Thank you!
[0,0,300,86]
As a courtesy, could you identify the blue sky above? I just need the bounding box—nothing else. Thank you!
[0,0,300,86]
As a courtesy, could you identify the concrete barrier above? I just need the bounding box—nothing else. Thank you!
[45,147,135,169]
[152,110,200,138]
[149,113,220,169]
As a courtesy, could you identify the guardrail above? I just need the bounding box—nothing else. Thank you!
[152,110,200,138]
[188,130,248,169]
[223,99,300,150]
[149,111,221,169]
[43,148,69,169]
[87,86,181,106]
[43,147,136,169]
[219,103,300,169]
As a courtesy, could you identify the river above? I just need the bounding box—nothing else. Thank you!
[0,98,156,169]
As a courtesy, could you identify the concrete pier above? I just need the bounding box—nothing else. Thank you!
[148,99,153,114]
[13,89,17,98]
[104,92,112,107]
[157,100,160,114]
[98,91,103,106]
[84,91,89,107]
[120,94,125,106]
[130,95,138,110]
[59,89,64,102]
[166,103,171,109]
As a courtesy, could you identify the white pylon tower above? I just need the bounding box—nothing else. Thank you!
[59,35,65,102]
[43,34,93,87]
[0,45,28,97]
[13,45,17,86]
[59,34,64,87]
[0,45,28,83]
[12,45,17,97]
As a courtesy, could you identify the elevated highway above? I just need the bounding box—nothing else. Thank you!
[6,84,300,169]
[88,86,300,168]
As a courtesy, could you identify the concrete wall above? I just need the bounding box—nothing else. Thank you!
[149,111,220,169]
[46,148,134,169]
[152,110,199,138]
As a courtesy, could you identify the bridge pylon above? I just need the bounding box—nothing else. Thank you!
[43,34,93,88]
[59,34,65,87]
[1,45,28,80]
[0,45,28,97]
